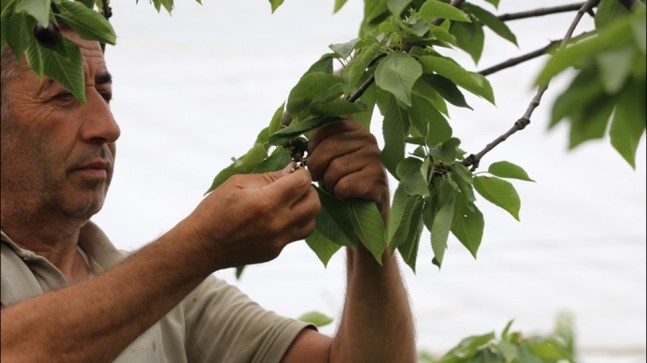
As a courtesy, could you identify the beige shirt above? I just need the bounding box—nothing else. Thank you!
[0,222,311,362]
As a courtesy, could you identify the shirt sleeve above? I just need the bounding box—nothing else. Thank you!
[181,275,313,363]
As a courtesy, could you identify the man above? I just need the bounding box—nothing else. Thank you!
[1,28,416,362]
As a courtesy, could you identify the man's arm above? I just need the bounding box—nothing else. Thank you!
[1,167,320,362]
[281,121,417,363]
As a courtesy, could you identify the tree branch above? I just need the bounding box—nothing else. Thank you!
[462,0,601,171]
[478,31,595,76]
[498,3,587,21]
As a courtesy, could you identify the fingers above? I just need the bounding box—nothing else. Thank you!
[307,119,388,204]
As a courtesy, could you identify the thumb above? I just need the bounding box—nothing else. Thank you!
[240,162,296,189]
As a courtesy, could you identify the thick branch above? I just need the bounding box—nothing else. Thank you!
[498,3,587,21]
[462,0,600,171]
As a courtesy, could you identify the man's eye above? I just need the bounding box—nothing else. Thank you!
[53,92,74,102]
[100,91,112,103]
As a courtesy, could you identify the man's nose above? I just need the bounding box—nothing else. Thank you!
[79,89,121,144]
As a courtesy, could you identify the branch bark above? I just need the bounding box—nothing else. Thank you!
[498,3,587,21]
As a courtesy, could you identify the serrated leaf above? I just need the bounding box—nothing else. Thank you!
[463,3,517,46]
[396,157,429,196]
[473,176,520,220]
[610,80,646,168]
[419,55,495,104]
[423,74,471,109]
[350,199,386,264]
[375,52,422,107]
[252,148,291,173]
[4,11,34,62]
[287,72,344,116]
[429,177,456,268]
[329,38,358,58]
[206,144,268,193]
[305,229,343,267]
[315,187,357,245]
[15,0,50,26]
[269,116,344,146]
[419,0,470,23]
[392,189,425,272]
[451,196,483,258]
[488,161,535,182]
[56,1,116,44]
[379,93,409,176]
[449,20,485,64]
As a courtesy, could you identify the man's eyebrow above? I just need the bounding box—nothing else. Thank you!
[96,72,112,85]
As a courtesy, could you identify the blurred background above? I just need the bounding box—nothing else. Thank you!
[93,1,646,361]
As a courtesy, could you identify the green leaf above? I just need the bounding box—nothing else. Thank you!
[310,101,366,117]
[305,229,343,267]
[314,187,357,245]
[427,177,456,267]
[488,161,535,182]
[379,93,409,176]
[4,11,34,62]
[473,176,521,220]
[267,103,285,137]
[596,46,635,94]
[423,74,472,109]
[450,163,476,203]
[56,1,116,45]
[375,52,422,107]
[388,184,423,247]
[27,36,86,103]
[333,0,348,13]
[329,38,359,58]
[595,0,630,30]
[418,55,495,104]
[15,0,50,26]
[610,80,646,168]
[449,20,485,64]
[350,199,387,264]
[409,95,452,147]
[297,311,334,328]
[451,196,483,259]
[396,157,430,196]
[206,144,268,193]
[535,9,640,86]
[419,0,471,23]
[463,3,517,46]
[269,0,284,13]
[393,193,425,272]
[386,0,411,16]
[269,116,344,145]
[287,72,344,116]
[252,148,291,173]
[567,93,616,149]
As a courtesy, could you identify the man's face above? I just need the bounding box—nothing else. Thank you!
[1,31,120,222]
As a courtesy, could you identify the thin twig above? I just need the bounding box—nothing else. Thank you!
[462,0,600,171]
[498,3,586,21]
[478,31,595,76]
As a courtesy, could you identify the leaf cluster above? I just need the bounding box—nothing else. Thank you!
[419,315,576,363]
[536,0,646,168]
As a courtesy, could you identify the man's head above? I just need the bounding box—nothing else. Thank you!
[1,29,120,230]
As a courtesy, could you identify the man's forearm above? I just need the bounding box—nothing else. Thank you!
[330,245,416,363]
[1,224,210,362]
